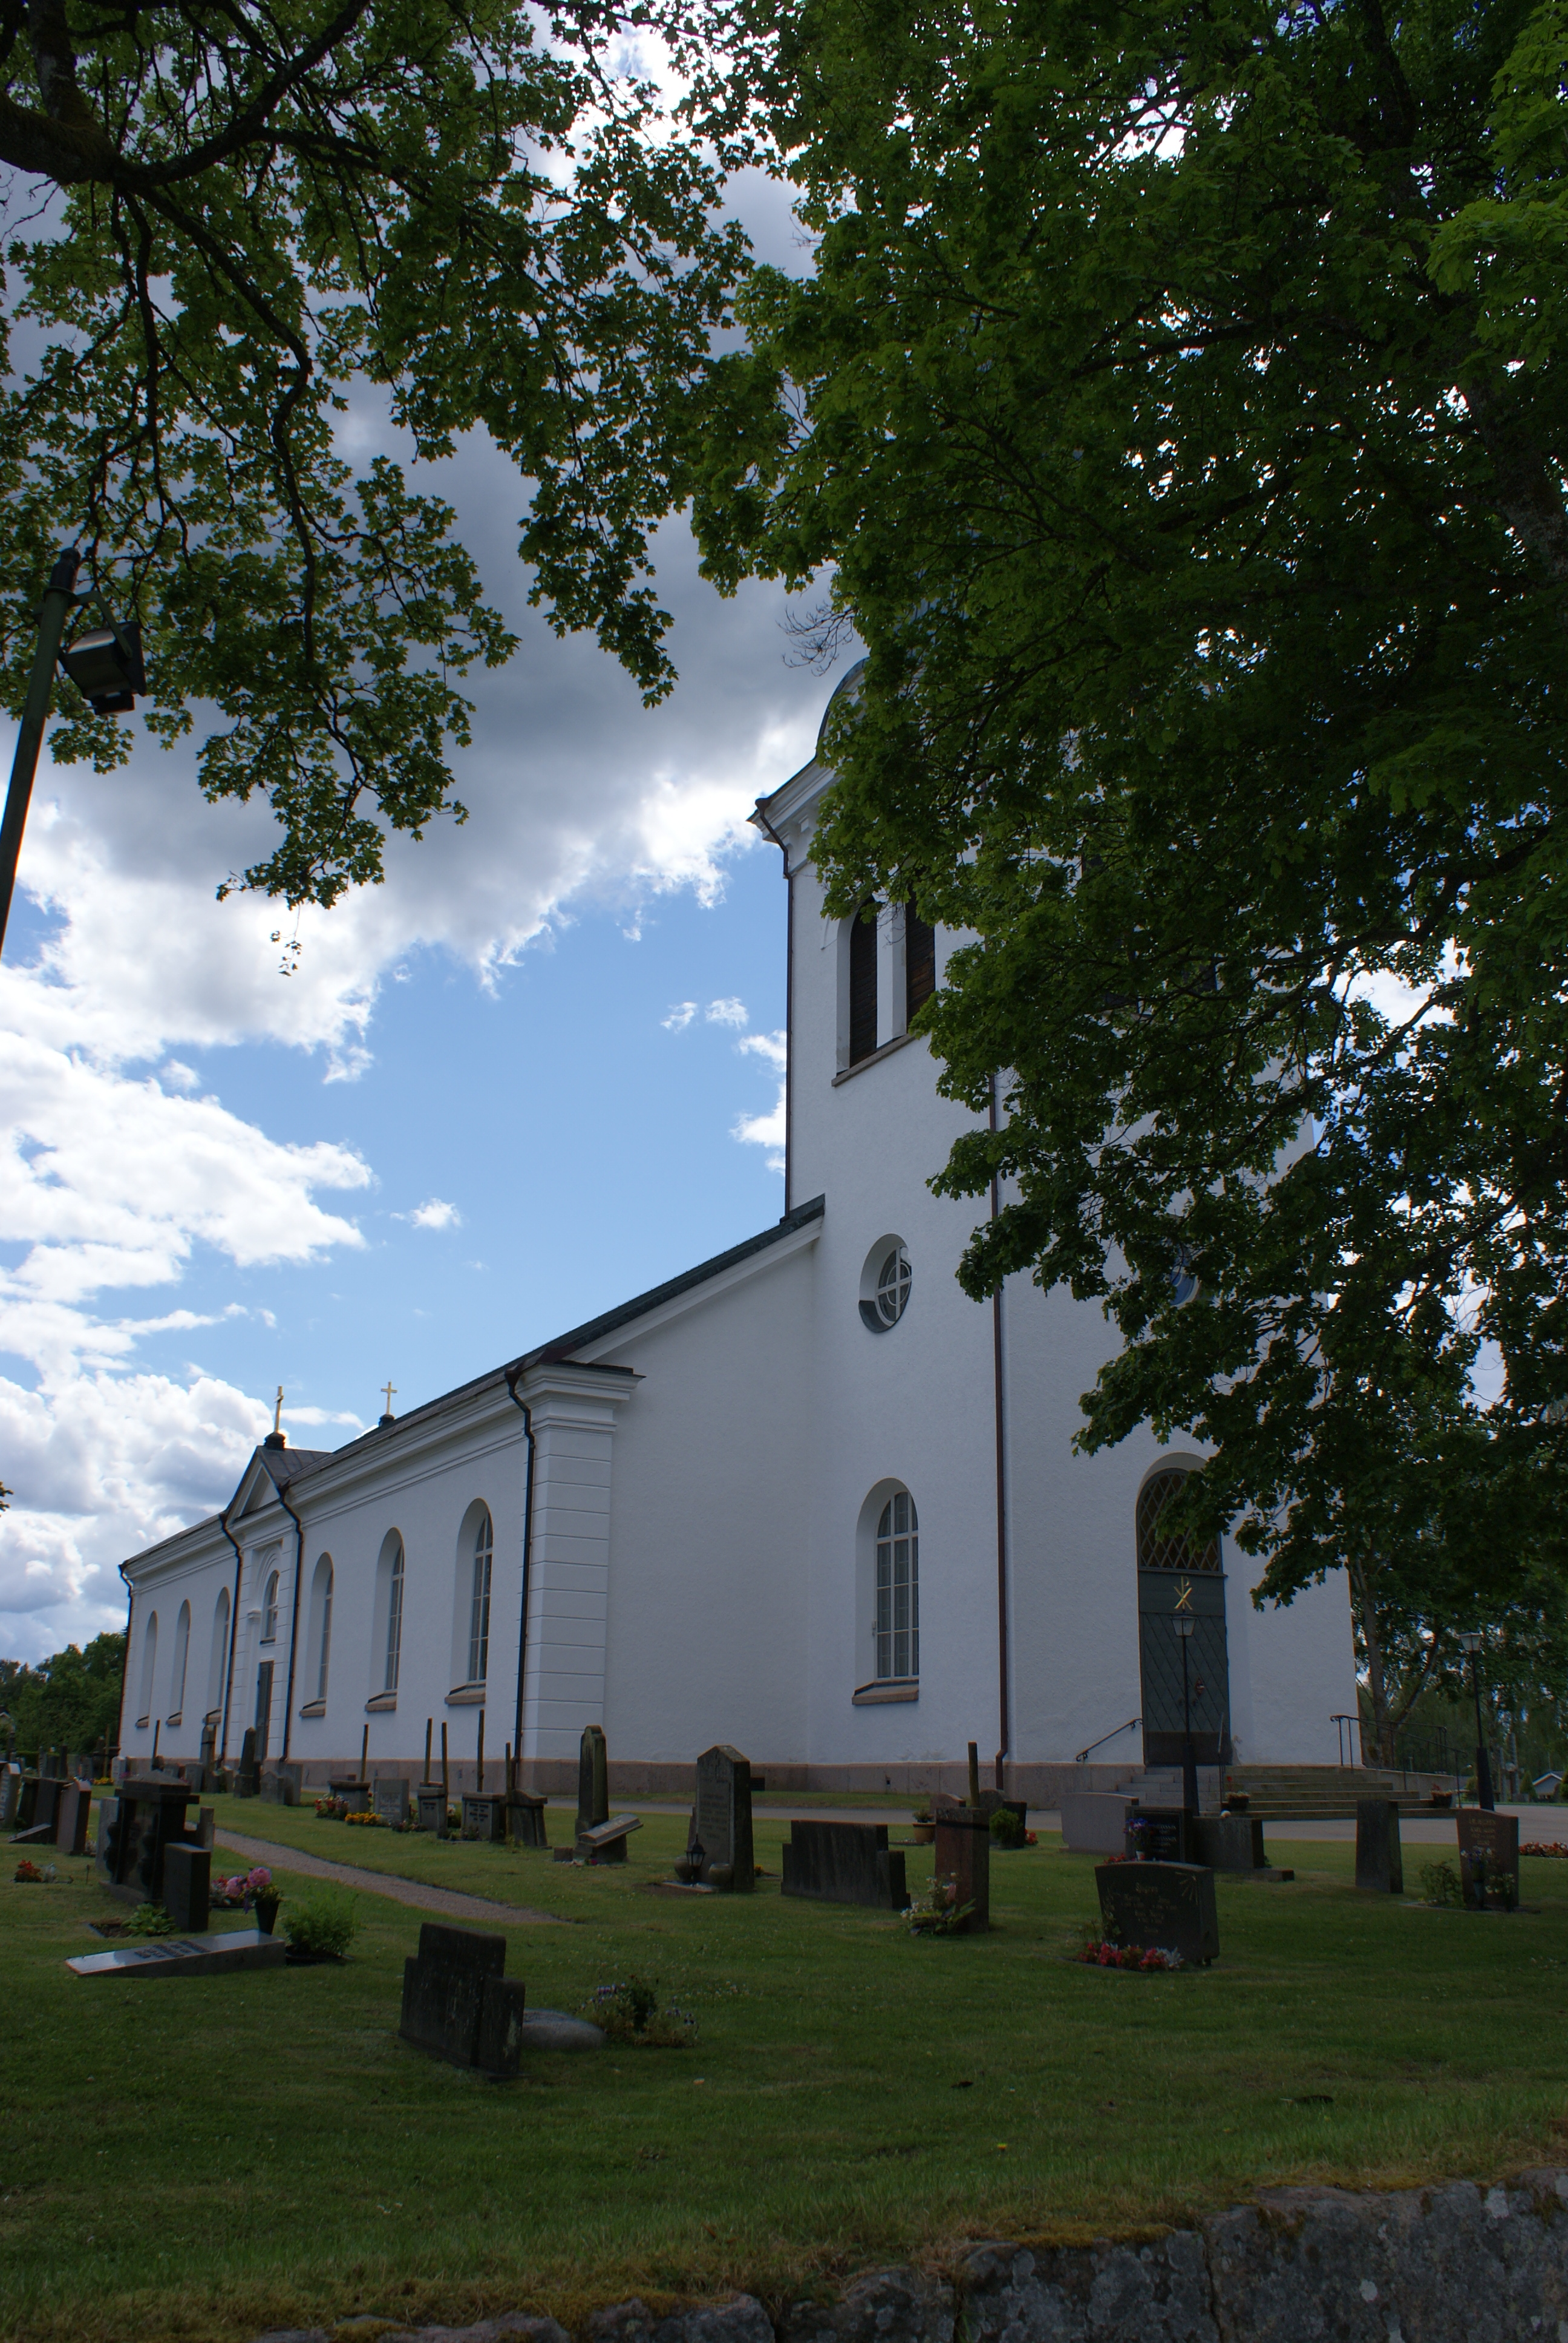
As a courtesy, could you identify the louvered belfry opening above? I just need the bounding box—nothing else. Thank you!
[849,906,878,1065]
[904,908,936,1023]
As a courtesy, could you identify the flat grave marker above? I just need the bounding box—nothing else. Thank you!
[1096,1858,1219,1966]
[68,1927,284,1981]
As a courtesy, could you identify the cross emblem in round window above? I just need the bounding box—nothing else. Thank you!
[875,1245,911,1326]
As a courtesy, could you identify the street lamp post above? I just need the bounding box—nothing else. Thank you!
[1458,1630,1496,1812]
[1174,1613,1200,1817]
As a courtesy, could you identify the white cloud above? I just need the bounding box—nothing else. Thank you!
[706,997,749,1026]
[408,1198,462,1231]
[733,1030,788,1173]
[662,1001,698,1032]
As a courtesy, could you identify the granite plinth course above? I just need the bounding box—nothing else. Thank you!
[247,2171,1568,2343]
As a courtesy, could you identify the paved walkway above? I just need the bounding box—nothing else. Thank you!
[214,1829,564,1925]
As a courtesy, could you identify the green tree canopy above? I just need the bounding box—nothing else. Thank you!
[0,0,747,905]
[1,1632,126,1754]
[690,0,1568,1650]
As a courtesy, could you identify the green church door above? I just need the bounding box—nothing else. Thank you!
[1136,1470,1232,1768]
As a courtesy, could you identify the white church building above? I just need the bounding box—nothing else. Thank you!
[116,680,1359,1799]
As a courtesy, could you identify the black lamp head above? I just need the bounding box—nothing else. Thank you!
[59,621,146,714]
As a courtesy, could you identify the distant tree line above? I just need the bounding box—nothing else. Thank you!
[0,1634,127,1761]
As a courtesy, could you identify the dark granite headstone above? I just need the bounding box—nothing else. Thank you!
[30,1777,61,1837]
[577,1812,642,1862]
[576,1724,609,1839]
[199,1722,217,1780]
[94,1779,197,1903]
[195,1805,215,1850]
[373,1778,410,1826]
[932,1807,990,1931]
[1096,1859,1219,1965]
[1457,1809,1520,1910]
[398,1922,527,2079]
[506,1791,549,1849]
[235,1728,260,1798]
[53,1781,93,1856]
[1191,1815,1269,1874]
[693,1744,754,1890]
[1125,1806,1197,1864]
[163,1843,211,1933]
[328,1776,371,1813]
[782,1819,907,1910]
[13,1774,40,1831]
[1355,1798,1403,1895]
[460,1792,506,1842]
[416,1786,448,1835]
[0,1771,19,1828]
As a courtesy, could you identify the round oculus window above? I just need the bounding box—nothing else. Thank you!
[860,1237,912,1331]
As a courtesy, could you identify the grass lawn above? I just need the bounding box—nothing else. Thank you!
[4,1802,1567,2343]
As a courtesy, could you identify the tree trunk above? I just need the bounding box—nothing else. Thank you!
[1348,1556,1395,1768]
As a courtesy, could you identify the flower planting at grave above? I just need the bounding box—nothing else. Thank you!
[902,1873,976,1935]
[345,1808,389,1827]
[583,1974,698,2045]
[315,1795,349,1818]
[12,1857,41,1882]
[1077,1935,1185,1971]
[1521,1843,1568,1858]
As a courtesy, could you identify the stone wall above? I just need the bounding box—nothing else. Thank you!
[256,2169,1568,2343]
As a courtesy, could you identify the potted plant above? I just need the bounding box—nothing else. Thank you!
[244,1866,280,1933]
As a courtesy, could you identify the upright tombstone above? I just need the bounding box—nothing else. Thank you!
[95,1778,198,1904]
[1096,1859,1220,1966]
[416,1786,448,1837]
[195,1806,216,1851]
[460,1792,507,1843]
[1457,1809,1521,1910]
[507,1791,549,1850]
[933,1806,990,1931]
[399,1922,528,2079]
[1354,1798,1403,1895]
[13,1776,62,1846]
[235,1728,261,1799]
[0,1771,19,1829]
[198,1720,217,1783]
[690,1744,754,1891]
[328,1775,371,1813]
[1125,1806,1197,1864]
[782,1820,907,1910]
[53,1781,93,1856]
[577,1725,609,1841]
[163,1844,211,1934]
[374,1777,411,1827]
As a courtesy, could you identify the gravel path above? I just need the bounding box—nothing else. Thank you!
[214,1828,564,1925]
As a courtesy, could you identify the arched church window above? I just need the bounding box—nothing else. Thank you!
[875,1492,919,1682]
[1136,1469,1221,1573]
[207,1587,230,1716]
[137,1611,158,1726]
[468,1510,493,1683]
[169,1601,191,1720]
[904,908,936,1023]
[314,1557,335,1702]
[261,1571,280,1642]
[384,1539,404,1693]
[848,906,878,1066]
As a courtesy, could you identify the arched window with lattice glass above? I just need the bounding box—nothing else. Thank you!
[875,1492,919,1683]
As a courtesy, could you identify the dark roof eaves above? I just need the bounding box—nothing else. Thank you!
[518,1194,826,1369]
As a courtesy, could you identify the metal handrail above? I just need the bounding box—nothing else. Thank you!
[1074,1716,1140,1764]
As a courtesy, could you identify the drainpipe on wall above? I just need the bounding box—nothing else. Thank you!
[989,1073,1011,1786]
[273,1454,306,1766]
[116,1560,134,1758]
[753,801,795,1214]
[218,1504,245,1766]
[503,1366,538,1777]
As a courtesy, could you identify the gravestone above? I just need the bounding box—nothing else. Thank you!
[1125,1806,1197,1864]
[577,1813,642,1863]
[195,1805,215,1850]
[1355,1798,1403,1895]
[1096,1858,1220,1965]
[68,1927,284,1981]
[1457,1809,1521,1910]
[163,1844,211,1933]
[12,1774,40,1830]
[0,1771,19,1829]
[507,1791,549,1849]
[13,1776,62,1847]
[328,1775,371,1812]
[374,1778,411,1827]
[1192,1815,1270,1875]
[1061,1791,1138,1855]
[94,1778,197,1903]
[460,1792,507,1843]
[932,1806,990,1931]
[416,1786,448,1835]
[199,1721,217,1781]
[259,1765,298,1806]
[782,1819,907,1910]
[399,1922,528,2079]
[53,1781,93,1856]
[235,1728,260,1798]
[577,1724,609,1840]
[692,1744,754,1890]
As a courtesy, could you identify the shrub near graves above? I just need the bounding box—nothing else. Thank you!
[283,1887,359,1961]
[584,1975,697,2046]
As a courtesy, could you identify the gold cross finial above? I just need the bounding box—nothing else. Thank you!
[272,1386,284,1435]
[381,1380,396,1416]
